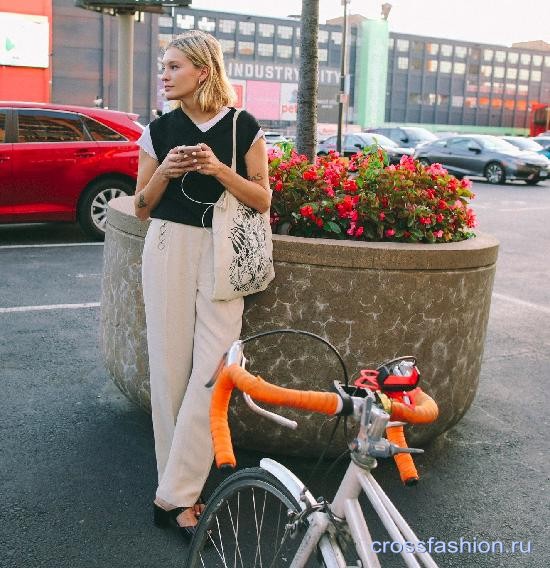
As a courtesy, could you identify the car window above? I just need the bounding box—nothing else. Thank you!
[432,139,448,147]
[348,135,364,146]
[0,110,6,143]
[447,138,472,151]
[83,116,126,142]
[480,137,517,151]
[17,109,85,143]
[369,133,397,147]
[323,136,336,145]
[391,128,407,142]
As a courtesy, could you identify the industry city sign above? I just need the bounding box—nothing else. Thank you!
[225,60,340,86]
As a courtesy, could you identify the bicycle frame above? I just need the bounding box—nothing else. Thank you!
[261,457,438,568]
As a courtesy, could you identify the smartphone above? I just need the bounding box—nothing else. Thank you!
[177,144,203,155]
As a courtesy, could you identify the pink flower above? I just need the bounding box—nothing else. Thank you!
[434,230,443,238]
[267,147,283,160]
[274,180,284,192]
[355,226,364,237]
[399,155,416,172]
[426,163,448,177]
[378,212,385,221]
[385,228,395,237]
[460,177,473,189]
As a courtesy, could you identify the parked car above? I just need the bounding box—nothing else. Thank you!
[0,101,142,239]
[317,132,414,163]
[502,136,550,159]
[364,126,437,149]
[532,135,550,151]
[264,131,288,148]
[414,134,550,185]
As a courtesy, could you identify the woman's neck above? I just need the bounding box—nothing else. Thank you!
[179,100,221,125]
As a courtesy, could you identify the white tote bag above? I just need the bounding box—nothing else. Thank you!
[211,109,275,301]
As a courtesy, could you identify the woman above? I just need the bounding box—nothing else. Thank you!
[134,30,270,538]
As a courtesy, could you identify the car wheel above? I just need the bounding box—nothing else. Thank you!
[525,178,540,185]
[484,162,505,184]
[418,158,431,167]
[78,178,134,240]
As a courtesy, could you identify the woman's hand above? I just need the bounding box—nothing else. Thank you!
[178,143,224,177]
[156,147,192,180]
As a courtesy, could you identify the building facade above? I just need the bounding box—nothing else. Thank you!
[1,2,548,134]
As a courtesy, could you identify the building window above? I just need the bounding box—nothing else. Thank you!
[467,63,480,75]
[519,68,529,81]
[258,43,273,57]
[492,82,504,93]
[318,48,328,62]
[296,27,300,40]
[440,44,452,57]
[455,45,467,58]
[396,39,409,51]
[478,97,489,108]
[440,60,452,73]
[531,70,542,82]
[411,40,424,54]
[505,83,516,94]
[397,56,408,70]
[507,52,519,64]
[545,56,550,66]
[295,46,300,58]
[318,29,329,43]
[516,100,527,111]
[518,84,528,95]
[219,19,236,33]
[495,50,506,63]
[411,58,422,71]
[332,31,342,45]
[158,16,173,28]
[258,23,274,38]
[427,43,438,55]
[408,93,421,105]
[506,67,517,79]
[520,53,531,65]
[219,39,235,55]
[533,54,543,66]
[176,14,194,29]
[388,37,394,49]
[426,60,438,72]
[465,97,477,109]
[277,25,293,40]
[277,44,292,59]
[454,62,466,74]
[493,66,505,78]
[239,21,255,36]
[451,95,464,107]
[483,49,494,61]
[238,41,254,56]
[481,65,492,78]
[197,17,215,32]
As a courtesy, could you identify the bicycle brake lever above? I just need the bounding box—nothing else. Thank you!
[390,445,424,456]
[242,393,298,429]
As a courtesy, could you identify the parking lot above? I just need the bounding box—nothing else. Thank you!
[1,180,549,567]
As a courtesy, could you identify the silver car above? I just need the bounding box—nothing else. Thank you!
[414,134,550,185]
[317,132,414,164]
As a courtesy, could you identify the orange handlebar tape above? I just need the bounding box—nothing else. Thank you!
[386,425,419,485]
[390,389,439,424]
[210,364,340,469]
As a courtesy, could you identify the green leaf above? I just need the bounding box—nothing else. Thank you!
[325,221,342,233]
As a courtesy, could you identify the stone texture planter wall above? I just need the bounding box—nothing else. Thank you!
[101,196,498,457]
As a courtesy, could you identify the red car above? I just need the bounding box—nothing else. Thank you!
[0,101,142,239]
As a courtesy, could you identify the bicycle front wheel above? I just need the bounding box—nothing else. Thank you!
[186,467,321,567]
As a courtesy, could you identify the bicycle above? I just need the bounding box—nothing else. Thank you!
[186,330,440,567]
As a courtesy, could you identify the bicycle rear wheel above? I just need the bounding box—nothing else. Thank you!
[186,467,321,567]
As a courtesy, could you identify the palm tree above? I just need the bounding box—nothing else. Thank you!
[296,0,319,161]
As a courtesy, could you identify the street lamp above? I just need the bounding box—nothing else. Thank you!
[336,0,350,154]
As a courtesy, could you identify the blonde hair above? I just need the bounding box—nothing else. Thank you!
[168,30,236,113]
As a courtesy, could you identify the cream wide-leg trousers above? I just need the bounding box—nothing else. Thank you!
[142,219,244,507]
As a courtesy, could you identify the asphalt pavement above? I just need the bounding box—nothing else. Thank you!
[1,179,549,567]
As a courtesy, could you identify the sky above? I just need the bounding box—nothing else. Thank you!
[190,0,550,47]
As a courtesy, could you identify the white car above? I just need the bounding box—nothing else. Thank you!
[264,131,288,148]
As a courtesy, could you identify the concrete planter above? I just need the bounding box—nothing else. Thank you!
[101,196,498,457]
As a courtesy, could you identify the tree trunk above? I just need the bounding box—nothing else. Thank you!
[296,0,319,161]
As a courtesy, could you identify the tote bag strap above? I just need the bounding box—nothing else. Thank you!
[231,108,242,172]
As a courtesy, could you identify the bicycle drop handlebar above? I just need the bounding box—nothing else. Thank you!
[209,347,439,472]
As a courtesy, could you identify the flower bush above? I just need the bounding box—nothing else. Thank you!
[268,143,476,243]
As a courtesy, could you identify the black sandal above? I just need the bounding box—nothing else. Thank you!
[153,503,198,541]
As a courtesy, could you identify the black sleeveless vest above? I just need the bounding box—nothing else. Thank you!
[148,107,260,227]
